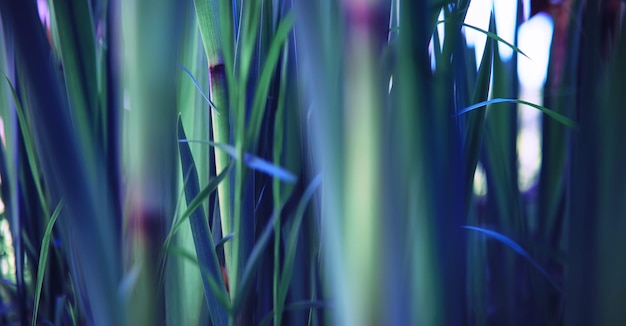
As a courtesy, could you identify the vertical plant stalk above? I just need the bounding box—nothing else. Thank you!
[341,1,387,324]
[122,1,182,325]
[396,1,467,324]
[535,1,579,321]
[194,0,233,289]
[294,0,369,324]
[568,1,626,324]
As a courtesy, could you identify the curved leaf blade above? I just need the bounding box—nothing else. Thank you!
[457,98,577,129]
[462,225,563,293]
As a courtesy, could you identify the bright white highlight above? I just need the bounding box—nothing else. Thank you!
[464,0,493,67]
[517,14,554,192]
[473,162,488,196]
[517,97,542,192]
[517,13,554,89]
[493,0,518,60]
[429,9,445,71]
[437,9,445,51]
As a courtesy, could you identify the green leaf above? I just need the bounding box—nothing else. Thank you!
[177,116,230,326]
[3,75,48,212]
[277,174,322,319]
[164,158,232,249]
[247,10,295,152]
[167,245,232,312]
[32,199,64,326]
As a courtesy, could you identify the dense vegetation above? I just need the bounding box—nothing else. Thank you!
[0,0,624,325]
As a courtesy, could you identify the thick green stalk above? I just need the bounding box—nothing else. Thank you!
[398,1,467,324]
[122,1,182,325]
[567,1,626,324]
[341,1,388,324]
[194,0,233,289]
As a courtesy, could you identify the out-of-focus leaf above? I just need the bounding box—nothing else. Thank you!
[462,226,563,292]
[259,300,331,326]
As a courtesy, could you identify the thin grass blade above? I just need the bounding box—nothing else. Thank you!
[32,200,65,326]
[458,98,577,129]
[462,225,563,292]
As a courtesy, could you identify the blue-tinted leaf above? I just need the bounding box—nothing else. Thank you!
[177,117,229,326]
[179,139,297,183]
[462,226,563,293]
[457,98,577,129]
[180,65,220,114]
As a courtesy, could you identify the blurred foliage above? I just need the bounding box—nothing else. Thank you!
[0,0,623,325]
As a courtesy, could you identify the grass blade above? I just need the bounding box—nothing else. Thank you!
[177,116,229,326]
[166,246,232,311]
[247,10,294,152]
[462,12,494,209]
[180,65,220,114]
[436,20,530,59]
[457,98,577,129]
[179,139,296,183]
[277,174,322,322]
[462,226,563,293]
[164,160,232,248]
[32,200,65,326]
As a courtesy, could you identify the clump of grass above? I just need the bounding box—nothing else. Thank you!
[0,0,624,325]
